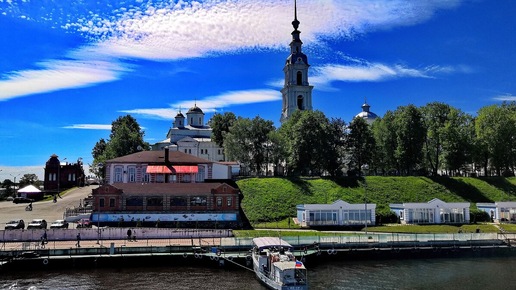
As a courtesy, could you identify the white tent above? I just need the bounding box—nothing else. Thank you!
[18,184,43,199]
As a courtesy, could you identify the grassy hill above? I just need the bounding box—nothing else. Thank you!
[236,176,516,225]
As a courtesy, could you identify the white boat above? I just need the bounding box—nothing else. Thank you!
[251,237,308,290]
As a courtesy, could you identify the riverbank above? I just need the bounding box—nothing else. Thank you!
[2,229,515,272]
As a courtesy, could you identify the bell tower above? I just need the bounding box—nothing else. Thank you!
[280,0,313,123]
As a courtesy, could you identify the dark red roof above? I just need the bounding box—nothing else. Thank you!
[107,150,212,165]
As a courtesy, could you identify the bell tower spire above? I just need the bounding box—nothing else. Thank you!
[280,0,314,123]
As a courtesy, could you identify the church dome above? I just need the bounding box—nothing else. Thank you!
[175,112,185,118]
[187,105,204,114]
[355,101,378,124]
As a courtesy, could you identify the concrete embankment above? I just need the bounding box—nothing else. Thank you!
[2,230,516,271]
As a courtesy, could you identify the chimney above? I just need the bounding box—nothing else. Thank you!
[165,146,169,163]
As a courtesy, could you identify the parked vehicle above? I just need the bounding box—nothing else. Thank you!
[76,218,92,228]
[50,219,69,229]
[5,219,25,230]
[27,219,47,229]
[13,197,34,204]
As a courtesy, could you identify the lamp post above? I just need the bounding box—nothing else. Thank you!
[10,173,21,197]
[361,164,369,235]
[57,157,66,198]
[96,163,103,245]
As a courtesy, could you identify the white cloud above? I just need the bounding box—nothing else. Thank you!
[121,89,280,119]
[0,56,128,101]
[0,0,462,100]
[68,0,461,60]
[492,94,516,102]
[62,124,113,130]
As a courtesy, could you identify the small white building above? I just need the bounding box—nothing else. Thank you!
[390,198,470,224]
[477,202,516,223]
[296,200,376,228]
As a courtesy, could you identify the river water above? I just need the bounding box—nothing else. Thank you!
[2,255,515,290]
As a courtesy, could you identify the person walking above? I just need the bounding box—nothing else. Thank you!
[76,232,81,247]
[127,229,132,242]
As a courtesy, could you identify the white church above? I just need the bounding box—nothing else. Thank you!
[152,0,377,168]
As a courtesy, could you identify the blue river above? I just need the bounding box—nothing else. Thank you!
[2,255,515,289]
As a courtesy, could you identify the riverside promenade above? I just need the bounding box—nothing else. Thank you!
[2,227,516,272]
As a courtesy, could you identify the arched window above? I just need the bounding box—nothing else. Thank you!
[297,71,302,85]
[297,95,304,110]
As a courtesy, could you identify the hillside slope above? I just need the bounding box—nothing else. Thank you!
[237,176,516,223]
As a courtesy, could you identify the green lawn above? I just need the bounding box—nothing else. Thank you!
[237,176,516,233]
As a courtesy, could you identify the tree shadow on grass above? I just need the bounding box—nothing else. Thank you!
[478,177,516,197]
[324,176,361,188]
[429,176,492,202]
[288,177,313,195]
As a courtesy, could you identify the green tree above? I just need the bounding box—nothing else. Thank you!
[18,174,39,188]
[280,110,339,176]
[421,102,450,176]
[325,118,347,177]
[92,115,149,171]
[475,103,516,176]
[346,117,375,176]
[393,105,426,175]
[372,111,399,175]
[441,107,475,175]
[266,130,287,176]
[210,112,237,148]
[224,116,275,175]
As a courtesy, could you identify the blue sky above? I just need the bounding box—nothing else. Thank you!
[1,0,515,181]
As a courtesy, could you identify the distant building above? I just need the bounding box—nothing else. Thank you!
[280,0,313,123]
[390,198,470,224]
[92,147,241,228]
[43,154,85,194]
[103,147,231,184]
[477,202,516,223]
[296,200,376,228]
[152,105,226,163]
[91,182,241,228]
[355,100,378,124]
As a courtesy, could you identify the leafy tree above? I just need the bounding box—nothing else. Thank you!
[421,102,451,176]
[224,116,275,175]
[92,115,149,173]
[325,118,347,177]
[441,107,475,175]
[18,174,39,187]
[210,112,237,148]
[266,130,287,176]
[346,117,375,176]
[372,111,399,175]
[280,110,340,176]
[475,103,516,176]
[393,105,426,175]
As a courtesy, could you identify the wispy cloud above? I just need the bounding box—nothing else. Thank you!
[121,89,280,119]
[0,0,462,100]
[62,124,113,130]
[0,55,128,101]
[268,62,469,92]
[492,94,516,102]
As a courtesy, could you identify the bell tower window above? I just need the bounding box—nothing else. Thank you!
[297,71,302,85]
[297,95,304,110]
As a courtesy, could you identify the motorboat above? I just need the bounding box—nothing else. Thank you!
[251,237,308,290]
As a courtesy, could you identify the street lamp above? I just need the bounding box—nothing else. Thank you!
[57,157,66,198]
[361,164,369,235]
[10,173,22,198]
[96,163,103,245]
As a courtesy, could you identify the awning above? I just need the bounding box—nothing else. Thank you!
[146,165,173,174]
[173,166,199,173]
[146,165,198,174]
